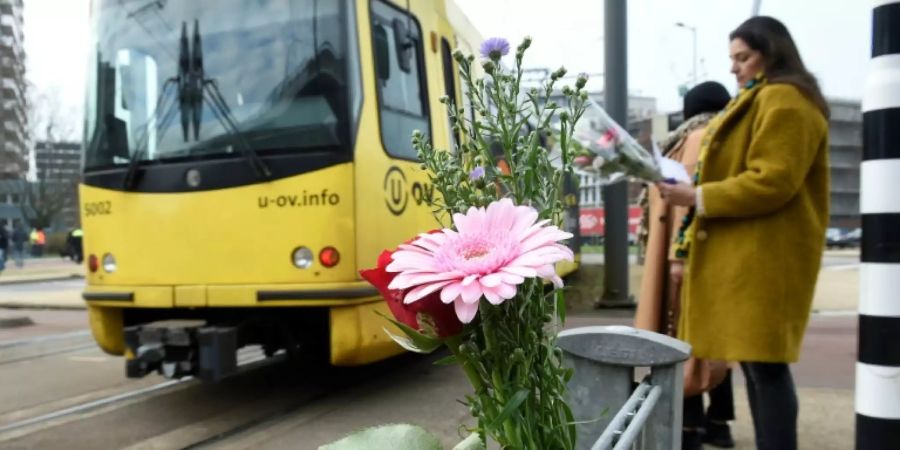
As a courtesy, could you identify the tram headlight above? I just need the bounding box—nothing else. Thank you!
[102,253,117,273]
[291,247,314,269]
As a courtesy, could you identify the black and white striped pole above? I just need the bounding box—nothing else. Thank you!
[858,1,900,448]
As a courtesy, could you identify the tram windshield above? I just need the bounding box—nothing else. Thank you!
[83,0,361,169]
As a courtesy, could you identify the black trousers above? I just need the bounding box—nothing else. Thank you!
[683,369,736,428]
[741,362,798,450]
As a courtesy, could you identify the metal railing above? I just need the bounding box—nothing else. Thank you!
[558,325,691,450]
[593,377,661,449]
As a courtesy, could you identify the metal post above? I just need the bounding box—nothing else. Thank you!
[676,22,697,87]
[751,0,762,16]
[691,26,697,86]
[600,0,631,306]
[675,22,697,86]
[558,326,690,450]
[858,2,900,448]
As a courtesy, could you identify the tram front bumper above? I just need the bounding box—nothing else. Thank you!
[124,320,238,382]
[82,281,379,308]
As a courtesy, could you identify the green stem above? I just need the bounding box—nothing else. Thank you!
[445,334,492,446]
[445,335,483,394]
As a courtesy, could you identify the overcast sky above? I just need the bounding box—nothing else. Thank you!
[23,0,871,133]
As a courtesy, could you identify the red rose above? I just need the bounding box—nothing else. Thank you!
[360,235,463,339]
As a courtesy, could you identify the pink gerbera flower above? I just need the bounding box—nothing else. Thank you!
[386,198,574,323]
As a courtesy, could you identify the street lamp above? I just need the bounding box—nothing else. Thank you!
[675,22,697,87]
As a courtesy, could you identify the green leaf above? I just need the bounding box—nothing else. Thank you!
[566,407,610,426]
[555,290,566,325]
[319,424,443,450]
[451,432,485,450]
[433,354,460,366]
[486,389,530,433]
[563,403,577,443]
[376,311,442,353]
[383,327,442,354]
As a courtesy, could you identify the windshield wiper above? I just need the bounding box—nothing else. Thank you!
[185,20,271,180]
[123,78,179,190]
[202,79,272,179]
[124,19,272,191]
[124,20,271,190]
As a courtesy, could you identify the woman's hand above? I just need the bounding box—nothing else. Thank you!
[656,181,697,207]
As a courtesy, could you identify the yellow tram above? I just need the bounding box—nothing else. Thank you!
[80,0,578,380]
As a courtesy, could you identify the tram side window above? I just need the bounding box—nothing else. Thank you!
[441,37,460,150]
[371,0,429,160]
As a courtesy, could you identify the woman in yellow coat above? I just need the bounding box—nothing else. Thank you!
[658,16,830,450]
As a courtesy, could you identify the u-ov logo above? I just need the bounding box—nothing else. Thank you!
[384,166,408,216]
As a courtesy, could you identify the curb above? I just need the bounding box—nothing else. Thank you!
[0,274,85,286]
[0,315,35,328]
[0,302,87,311]
[812,309,858,317]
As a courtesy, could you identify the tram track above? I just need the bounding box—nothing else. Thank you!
[1,326,447,450]
[0,330,92,350]
[0,330,97,367]
[178,352,446,450]
[0,346,279,442]
[0,342,98,366]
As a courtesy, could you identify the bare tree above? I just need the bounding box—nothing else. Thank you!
[16,178,71,230]
[16,85,80,230]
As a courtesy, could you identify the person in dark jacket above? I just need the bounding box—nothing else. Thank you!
[0,224,8,272]
[11,222,27,268]
[67,228,84,263]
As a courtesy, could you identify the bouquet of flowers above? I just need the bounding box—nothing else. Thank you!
[324,37,590,450]
[569,100,663,184]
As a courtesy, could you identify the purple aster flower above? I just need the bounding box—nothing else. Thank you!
[469,166,486,181]
[480,37,510,61]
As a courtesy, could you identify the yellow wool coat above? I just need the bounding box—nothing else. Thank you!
[679,82,830,363]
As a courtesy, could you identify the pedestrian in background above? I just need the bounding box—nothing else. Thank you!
[635,81,735,450]
[29,228,37,256]
[11,222,26,267]
[0,224,8,272]
[658,16,830,450]
[67,227,84,263]
[33,228,45,257]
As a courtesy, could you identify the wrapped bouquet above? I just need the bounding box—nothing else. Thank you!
[569,100,664,184]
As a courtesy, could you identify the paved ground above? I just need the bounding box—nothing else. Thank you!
[0,249,860,449]
[0,310,855,449]
[214,315,856,449]
[0,258,83,285]
[0,309,87,343]
[0,279,87,310]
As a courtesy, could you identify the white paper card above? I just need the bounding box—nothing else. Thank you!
[659,157,691,183]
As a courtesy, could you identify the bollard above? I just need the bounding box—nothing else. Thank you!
[858,1,900,448]
[558,326,690,450]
